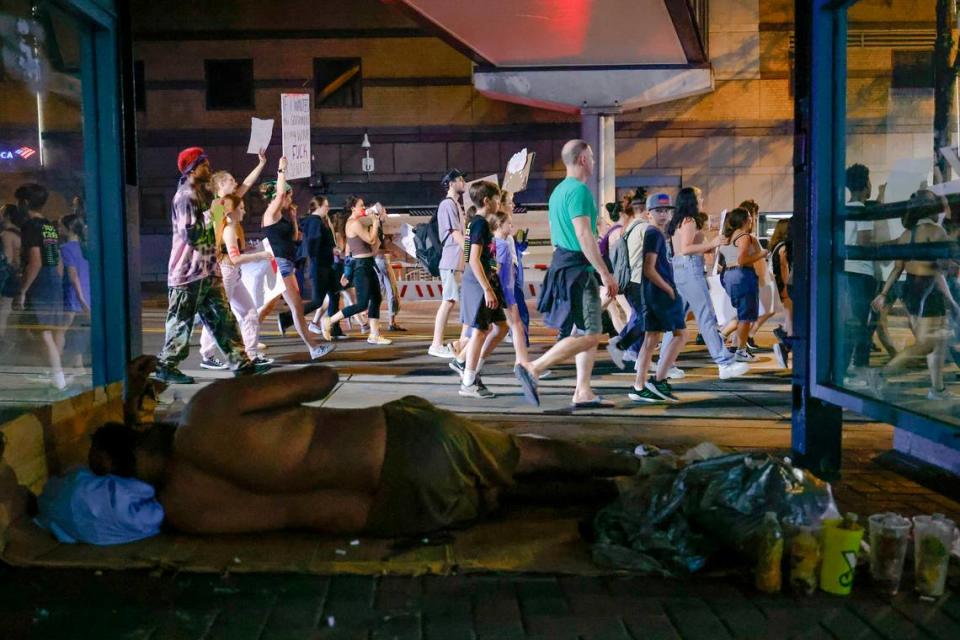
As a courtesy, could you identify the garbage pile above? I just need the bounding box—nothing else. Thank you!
[590,445,958,599]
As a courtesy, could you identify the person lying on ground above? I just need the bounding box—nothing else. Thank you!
[87,366,639,537]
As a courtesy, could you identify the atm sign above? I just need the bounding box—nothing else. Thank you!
[0,146,37,160]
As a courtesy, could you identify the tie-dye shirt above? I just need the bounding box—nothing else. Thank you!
[166,180,217,287]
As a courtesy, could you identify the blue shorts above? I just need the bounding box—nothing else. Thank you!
[723,267,759,322]
[274,257,296,278]
[641,282,685,332]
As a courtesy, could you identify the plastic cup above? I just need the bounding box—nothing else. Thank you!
[912,515,957,598]
[820,518,864,595]
[867,513,911,596]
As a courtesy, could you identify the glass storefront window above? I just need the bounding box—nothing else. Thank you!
[836,1,960,427]
[1,1,93,420]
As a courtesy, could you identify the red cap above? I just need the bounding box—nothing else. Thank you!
[177,147,206,174]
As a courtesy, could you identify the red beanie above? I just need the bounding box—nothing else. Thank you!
[177,147,206,174]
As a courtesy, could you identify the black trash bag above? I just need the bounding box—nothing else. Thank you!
[591,452,838,576]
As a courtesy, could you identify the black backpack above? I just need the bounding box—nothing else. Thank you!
[414,199,454,277]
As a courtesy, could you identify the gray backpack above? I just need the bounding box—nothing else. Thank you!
[611,223,639,291]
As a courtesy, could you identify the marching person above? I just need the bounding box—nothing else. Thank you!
[155,148,266,383]
[514,139,618,408]
[260,158,335,361]
[321,196,392,345]
[429,169,469,358]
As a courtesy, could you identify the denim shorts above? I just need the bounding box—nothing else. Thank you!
[274,256,295,278]
[723,267,759,322]
[440,268,460,302]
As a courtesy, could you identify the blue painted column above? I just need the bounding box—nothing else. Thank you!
[790,0,843,478]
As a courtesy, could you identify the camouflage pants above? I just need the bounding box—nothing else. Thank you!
[157,278,250,371]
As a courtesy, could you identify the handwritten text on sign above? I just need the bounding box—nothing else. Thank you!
[281,93,311,180]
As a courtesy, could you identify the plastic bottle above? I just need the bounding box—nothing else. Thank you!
[789,525,821,595]
[755,512,784,593]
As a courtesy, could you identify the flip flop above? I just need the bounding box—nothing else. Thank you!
[513,364,540,406]
[571,396,616,409]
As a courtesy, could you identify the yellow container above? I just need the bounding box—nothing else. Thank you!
[820,518,865,595]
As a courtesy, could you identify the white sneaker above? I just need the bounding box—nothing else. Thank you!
[649,362,684,379]
[428,344,456,358]
[735,350,757,363]
[459,382,495,398]
[927,387,955,401]
[308,322,324,335]
[606,339,626,370]
[718,361,750,380]
[309,344,335,360]
[368,335,392,345]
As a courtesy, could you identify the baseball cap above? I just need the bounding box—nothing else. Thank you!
[441,168,466,186]
[646,192,674,210]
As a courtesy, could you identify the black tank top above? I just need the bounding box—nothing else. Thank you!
[263,217,297,261]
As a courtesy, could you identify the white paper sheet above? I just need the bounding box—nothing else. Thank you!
[247,117,274,154]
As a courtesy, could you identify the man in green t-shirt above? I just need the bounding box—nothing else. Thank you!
[513,140,619,409]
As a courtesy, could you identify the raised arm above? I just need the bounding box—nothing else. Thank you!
[261,157,287,226]
[235,149,267,198]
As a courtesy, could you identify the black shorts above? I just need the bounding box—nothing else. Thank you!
[461,269,507,331]
[903,274,945,318]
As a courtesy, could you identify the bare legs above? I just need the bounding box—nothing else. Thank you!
[481,305,528,365]
[431,299,456,350]
[280,275,319,351]
[883,316,947,391]
[656,329,687,380]
[514,435,639,478]
[521,334,601,404]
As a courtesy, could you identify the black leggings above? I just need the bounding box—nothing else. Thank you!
[303,261,339,318]
[341,257,381,320]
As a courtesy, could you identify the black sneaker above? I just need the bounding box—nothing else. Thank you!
[475,376,491,395]
[645,376,678,403]
[252,355,275,366]
[449,359,465,376]
[278,312,293,336]
[200,356,228,370]
[234,361,272,377]
[628,385,663,403]
[695,333,705,345]
[746,338,761,352]
[331,324,347,339]
[153,367,195,385]
[773,326,788,344]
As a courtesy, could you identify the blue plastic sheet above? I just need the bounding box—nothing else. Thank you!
[35,468,164,545]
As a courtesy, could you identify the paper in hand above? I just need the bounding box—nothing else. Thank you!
[247,118,274,154]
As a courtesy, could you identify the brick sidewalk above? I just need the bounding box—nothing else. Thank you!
[1,568,957,639]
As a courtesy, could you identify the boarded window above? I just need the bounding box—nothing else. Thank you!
[314,58,362,108]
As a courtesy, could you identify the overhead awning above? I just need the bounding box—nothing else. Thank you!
[387,0,713,112]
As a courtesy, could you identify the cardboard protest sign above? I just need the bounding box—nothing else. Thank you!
[503,148,535,194]
[280,93,311,180]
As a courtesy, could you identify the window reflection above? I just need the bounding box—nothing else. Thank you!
[0,1,91,419]
[837,1,960,424]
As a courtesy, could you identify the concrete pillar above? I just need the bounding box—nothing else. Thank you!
[580,107,620,210]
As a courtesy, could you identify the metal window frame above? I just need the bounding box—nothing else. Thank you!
[64,0,129,388]
[802,0,960,454]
